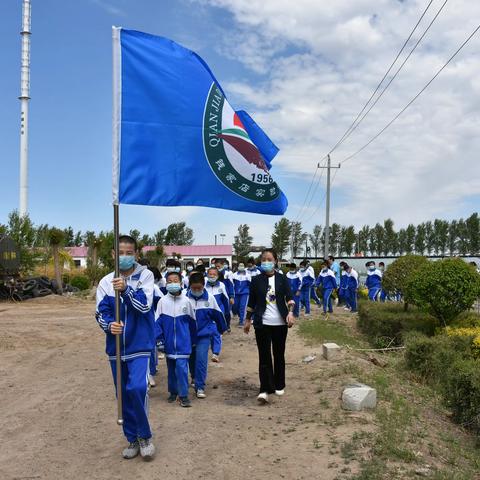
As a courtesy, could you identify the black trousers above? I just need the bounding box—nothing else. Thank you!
[255,325,288,394]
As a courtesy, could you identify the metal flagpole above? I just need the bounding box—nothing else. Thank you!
[113,204,123,425]
[112,26,123,426]
[319,154,340,258]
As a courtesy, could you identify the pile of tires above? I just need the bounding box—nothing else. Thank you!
[0,276,80,302]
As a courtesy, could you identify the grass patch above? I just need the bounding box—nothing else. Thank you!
[299,317,365,349]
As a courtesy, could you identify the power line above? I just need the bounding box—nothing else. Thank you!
[294,155,328,221]
[335,0,449,150]
[326,0,436,156]
[339,22,480,166]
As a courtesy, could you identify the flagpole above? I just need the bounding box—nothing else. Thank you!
[113,203,123,425]
[112,26,123,426]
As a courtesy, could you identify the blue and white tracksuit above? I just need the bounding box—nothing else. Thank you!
[299,268,315,314]
[366,268,383,302]
[339,271,349,307]
[95,264,154,442]
[346,269,359,312]
[317,268,337,313]
[308,266,321,305]
[150,284,164,376]
[205,280,230,355]
[155,292,197,399]
[232,270,251,325]
[187,290,227,391]
[286,271,301,317]
[247,266,261,278]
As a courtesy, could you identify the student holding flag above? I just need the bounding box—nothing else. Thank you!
[95,235,156,460]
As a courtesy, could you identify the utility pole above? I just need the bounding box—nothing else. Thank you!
[318,155,340,258]
[19,0,32,217]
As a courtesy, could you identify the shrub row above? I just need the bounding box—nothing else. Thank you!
[357,301,438,348]
[405,333,480,433]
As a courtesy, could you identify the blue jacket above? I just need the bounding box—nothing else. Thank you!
[317,269,337,290]
[286,271,301,293]
[96,264,155,361]
[346,269,359,290]
[340,271,349,291]
[155,291,197,359]
[187,290,227,338]
[366,269,382,290]
[205,280,231,323]
[330,262,341,287]
[299,268,315,290]
[232,270,251,295]
[153,284,163,311]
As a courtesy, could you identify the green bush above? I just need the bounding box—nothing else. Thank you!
[382,255,429,309]
[444,358,480,433]
[404,332,473,382]
[357,302,438,348]
[405,258,480,326]
[70,274,91,291]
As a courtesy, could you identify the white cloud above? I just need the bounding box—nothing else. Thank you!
[90,0,127,17]
[193,0,480,230]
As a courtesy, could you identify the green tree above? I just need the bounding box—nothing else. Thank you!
[74,231,83,247]
[144,246,165,268]
[63,227,75,247]
[129,229,141,241]
[309,225,322,259]
[370,223,385,256]
[341,226,356,256]
[383,219,397,255]
[290,221,306,259]
[84,231,102,267]
[415,223,426,254]
[424,221,435,255]
[466,213,480,254]
[405,224,416,254]
[328,223,341,257]
[433,219,449,255]
[271,218,291,260]
[153,229,166,246]
[358,226,370,255]
[448,220,458,255]
[397,228,407,255]
[48,228,65,295]
[382,255,429,311]
[233,224,253,260]
[406,258,480,325]
[164,222,194,245]
[456,219,469,255]
[7,210,38,273]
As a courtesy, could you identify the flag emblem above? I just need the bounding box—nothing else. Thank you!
[203,84,280,202]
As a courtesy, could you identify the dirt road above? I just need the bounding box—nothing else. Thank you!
[0,296,367,479]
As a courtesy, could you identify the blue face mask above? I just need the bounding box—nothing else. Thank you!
[166,283,182,294]
[261,261,275,272]
[187,266,194,272]
[191,289,204,298]
[119,255,135,271]
[369,266,376,271]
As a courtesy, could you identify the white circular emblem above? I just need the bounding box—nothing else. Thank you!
[205,302,210,308]
[182,306,187,313]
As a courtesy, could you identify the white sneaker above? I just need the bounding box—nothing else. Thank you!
[275,389,285,396]
[211,354,219,363]
[343,307,351,311]
[122,440,140,459]
[138,437,155,461]
[304,313,311,317]
[196,389,206,399]
[148,375,156,387]
[257,392,269,404]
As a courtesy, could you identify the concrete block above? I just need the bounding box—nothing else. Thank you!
[322,342,341,361]
[342,383,377,411]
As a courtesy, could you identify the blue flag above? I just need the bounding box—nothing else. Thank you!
[112,28,288,215]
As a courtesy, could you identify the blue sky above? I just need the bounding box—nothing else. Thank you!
[1,0,479,245]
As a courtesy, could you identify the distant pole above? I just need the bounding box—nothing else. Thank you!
[19,0,31,217]
[215,234,217,246]
[220,233,225,245]
[319,155,340,258]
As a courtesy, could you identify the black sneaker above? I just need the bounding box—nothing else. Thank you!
[179,396,192,407]
[167,394,177,403]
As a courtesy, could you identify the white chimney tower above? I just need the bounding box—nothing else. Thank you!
[19,0,31,217]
